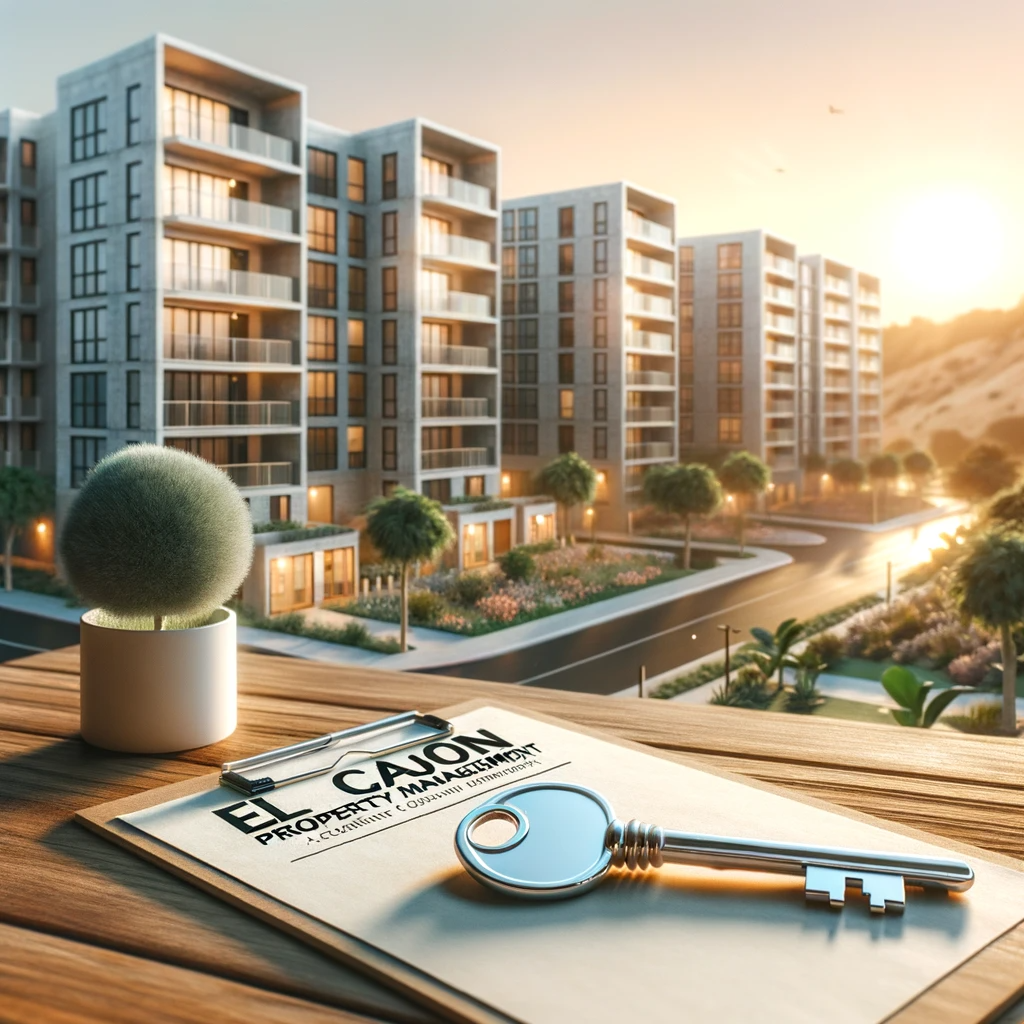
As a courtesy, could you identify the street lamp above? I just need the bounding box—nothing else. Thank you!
[717,624,742,695]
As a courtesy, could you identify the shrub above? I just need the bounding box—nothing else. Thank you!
[805,631,843,668]
[476,593,521,623]
[943,702,1004,734]
[881,665,972,727]
[408,589,444,624]
[785,651,826,714]
[451,571,492,606]
[948,641,1002,687]
[709,662,773,709]
[500,548,536,582]
[586,544,606,562]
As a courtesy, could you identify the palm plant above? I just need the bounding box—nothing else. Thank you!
[881,665,972,728]
[365,487,455,652]
[642,463,722,569]
[0,467,52,592]
[747,616,803,693]
[785,650,826,714]
[536,452,597,545]
[717,451,770,554]
[951,528,1024,733]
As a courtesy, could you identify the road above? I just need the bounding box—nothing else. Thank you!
[421,515,964,694]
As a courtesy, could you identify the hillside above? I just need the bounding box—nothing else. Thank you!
[883,300,1024,462]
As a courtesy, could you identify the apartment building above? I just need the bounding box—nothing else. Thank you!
[500,183,678,531]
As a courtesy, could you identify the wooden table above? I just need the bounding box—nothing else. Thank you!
[4,647,1024,1024]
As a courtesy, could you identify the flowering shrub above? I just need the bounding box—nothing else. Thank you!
[476,593,521,623]
[948,641,1002,686]
[612,566,662,587]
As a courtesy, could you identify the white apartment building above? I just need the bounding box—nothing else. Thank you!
[500,183,678,531]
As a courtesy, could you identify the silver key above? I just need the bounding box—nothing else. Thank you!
[454,781,974,914]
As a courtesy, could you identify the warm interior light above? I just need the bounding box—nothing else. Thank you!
[36,522,46,535]
[228,178,237,188]
[822,473,830,482]
[230,312,239,321]
[585,507,594,517]
[467,523,476,536]
[276,557,288,569]
[310,488,318,498]
[535,514,544,525]
[597,472,606,483]
[501,474,510,485]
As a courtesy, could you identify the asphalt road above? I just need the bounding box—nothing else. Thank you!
[420,516,964,694]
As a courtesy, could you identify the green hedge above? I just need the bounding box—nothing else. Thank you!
[231,602,401,654]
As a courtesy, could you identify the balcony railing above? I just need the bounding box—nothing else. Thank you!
[626,290,674,317]
[420,289,492,318]
[767,402,795,416]
[20,166,36,189]
[764,283,795,305]
[824,375,852,390]
[164,263,297,303]
[421,397,491,418]
[218,462,295,488]
[765,428,795,444]
[768,456,797,472]
[163,334,296,365]
[625,251,674,282]
[858,290,881,307]
[421,233,493,265]
[824,326,851,342]
[164,114,295,166]
[0,396,10,417]
[164,187,295,235]
[825,275,851,296]
[824,302,850,320]
[420,172,492,211]
[5,450,39,469]
[163,400,299,428]
[858,332,880,350]
[765,341,796,361]
[859,359,881,373]
[626,370,674,386]
[16,396,39,417]
[824,353,852,368]
[421,446,493,471]
[20,283,37,305]
[626,406,674,423]
[20,224,38,247]
[18,341,38,363]
[859,311,881,326]
[764,252,795,276]
[421,343,491,367]
[624,329,673,353]
[765,312,795,333]
[766,371,796,387]
[825,406,852,417]
[625,442,674,461]
[625,212,673,247]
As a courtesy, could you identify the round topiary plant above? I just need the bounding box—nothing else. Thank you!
[60,445,254,630]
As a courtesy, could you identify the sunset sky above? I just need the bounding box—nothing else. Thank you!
[2,0,1022,325]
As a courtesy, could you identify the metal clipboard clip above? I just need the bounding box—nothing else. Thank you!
[219,710,453,796]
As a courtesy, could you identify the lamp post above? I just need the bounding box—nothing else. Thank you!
[717,624,741,695]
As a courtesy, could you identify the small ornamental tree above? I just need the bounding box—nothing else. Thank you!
[59,445,253,630]
[365,487,455,652]
[0,467,53,592]
[643,463,722,569]
[985,483,1024,529]
[718,451,770,554]
[830,458,867,494]
[903,450,936,499]
[537,452,597,545]
[868,452,902,523]
[952,528,1024,734]
[948,444,1020,502]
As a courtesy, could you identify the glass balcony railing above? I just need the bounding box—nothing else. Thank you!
[824,353,852,368]
[625,250,674,282]
[420,172,492,211]
[626,370,674,386]
[858,290,881,307]
[163,399,299,428]
[420,343,491,367]
[16,396,39,417]
[219,462,295,488]
[0,396,10,417]
[858,333,880,351]
[825,275,852,296]
[20,224,38,247]
[767,456,797,472]
[859,310,881,326]
[421,397,491,418]
[765,312,795,333]
[421,233,493,265]
[164,187,296,235]
[164,114,295,165]
[765,341,796,361]
[163,263,297,303]
[765,428,795,444]
[626,406,674,423]
[20,283,37,305]
[624,329,674,352]
[163,334,297,365]
[625,212,673,247]
[766,371,796,387]
[764,283,795,305]
[767,401,795,416]
[625,442,674,461]
[626,290,674,317]
[421,446,493,470]
[420,289,492,318]
[824,302,850,320]
[764,252,795,276]
[824,325,851,342]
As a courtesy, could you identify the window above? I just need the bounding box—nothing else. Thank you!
[501,283,516,313]
[679,246,694,273]
[72,307,106,363]
[502,209,515,243]
[558,244,574,276]
[558,352,574,384]
[126,232,141,291]
[558,206,575,238]
[71,98,107,162]
[347,425,366,469]
[558,317,574,347]
[517,319,538,348]
[679,302,694,330]
[382,211,397,256]
[301,260,335,309]
[71,172,106,231]
[594,427,608,460]
[679,274,694,299]
[126,163,141,221]
[502,423,538,456]
[718,332,742,356]
[517,207,538,241]
[593,201,608,235]
[593,239,607,274]
[559,388,574,419]
[71,437,105,488]
[382,152,397,200]
[594,390,607,421]
[718,388,742,414]
[308,371,337,416]
[308,315,337,361]
[126,84,142,146]
[558,281,574,313]
[680,359,694,385]
[72,241,106,297]
[346,156,365,202]
[680,416,694,444]
[382,373,397,418]
[594,316,607,347]
[20,198,36,237]
[347,371,366,417]
[71,372,107,427]
[594,278,607,311]
[340,212,363,259]
[126,370,140,428]
[519,245,537,278]
[558,425,574,454]
[718,273,742,299]
[382,266,397,311]
[718,302,742,328]
[347,318,365,363]
[516,352,538,383]
[19,258,36,304]
[20,314,36,356]
[718,359,742,384]
[308,427,338,471]
[307,147,338,198]
[518,282,538,315]
[382,426,397,471]
[126,302,140,360]
[346,265,365,311]
[594,351,607,384]
[718,417,742,443]
[718,242,742,270]
[502,246,516,278]
[308,206,337,253]
[19,139,36,186]
[381,319,397,364]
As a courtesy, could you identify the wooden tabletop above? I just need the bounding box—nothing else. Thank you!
[4,646,1024,1024]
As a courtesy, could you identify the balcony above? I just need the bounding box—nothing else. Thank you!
[765,428,795,444]
[824,325,851,342]
[163,115,295,166]
[163,334,297,365]
[421,397,491,418]
[421,446,493,471]
[0,396,9,417]
[765,311,795,334]
[766,371,796,387]
[20,283,37,305]
[625,442,673,461]
[15,396,39,418]
[824,302,850,321]
[626,370,674,386]
[625,251,674,283]
[858,332,880,350]
[164,188,296,236]
[5,450,38,469]
[626,290,674,318]
[825,275,851,296]
[624,329,673,353]
[626,406,674,423]
[163,400,300,428]
[859,311,881,326]
[859,358,881,373]
[421,343,491,367]
[764,252,795,277]
[824,353,852,369]
[764,283,795,305]
[825,406,852,417]
[765,341,795,361]
[625,212,673,248]
[20,224,37,247]
[420,172,492,212]
[859,290,881,307]
[420,290,493,319]
[768,456,797,472]
[18,340,38,363]
[219,462,295,488]
[20,166,36,189]
[163,263,297,304]
[421,233,493,266]
[767,401,795,416]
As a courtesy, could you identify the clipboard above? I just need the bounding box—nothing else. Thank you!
[76,699,1024,1024]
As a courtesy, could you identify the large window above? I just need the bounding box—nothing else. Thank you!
[558,244,574,276]
[126,162,142,222]
[594,316,607,347]
[558,206,575,238]
[517,319,538,348]
[126,370,140,428]
[594,351,607,384]
[308,260,337,309]
[382,319,397,364]
[20,257,36,302]
[71,98,107,162]
[308,427,338,470]
[718,273,742,299]
[126,232,141,291]
[308,371,337,416]
[593,201,608,235]
[518,245,537,278]
[307,147,337,198]
[126,302,140,360]
[347,318,366,363]
[346,156,365,202]
[718,242,743,270]
[501,209,515,243]
[718,303,742,328]
[502,423,538,456]
[594,427,608,460]
[71,241,106,297]
[308,315,337,361]
[382,427,397,471]
[718,388,742,414]
[382,211,398,256]
[594,279,607,311]
[308,206,337,253]
[71,172,107,232]
[558,317,574,348]
[347,425,366,469]
[518,283,538,315]
[347,265,366,311]
[347,212,365,258]
[594,389,607,421]
[679,246,694,273]
[71,372,107,427]
[718,417,742,443]
[19,139,36,187]
[382,374,397,418]
[717,332,742,356]
[382,152,397,200]
[558,281,574,313]
[502,246,516,278]
[558,352,574,384]
[71,436,105,488]
[126,84,142,146]
[72,307,107,363]
[558,425,574,454]
[347,372,366,417]
[559,389,574,419]
[718,359,742,384]
[593,239,607,274]
[382,266,397,311]
[517,208,538,241]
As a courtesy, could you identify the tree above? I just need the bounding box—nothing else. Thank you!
[830,458,866,493]
[952,528,1024,734]
[536,452,597,545]
[365,487,455,653]
[0,467,53,593]
[801,452,828,498]
[985,483,1024,529]
[868,452,901,523]
[642,463,722,569]
[718,451,770,554]
[747,616,803,693]
[881,666,972,728]
[948,444,1020,502]
[903,450,936,499]
[929,428,972,468]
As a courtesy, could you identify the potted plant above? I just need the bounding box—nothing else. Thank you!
[60,445,254,752]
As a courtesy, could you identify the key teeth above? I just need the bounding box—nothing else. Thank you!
[607,819,664,871]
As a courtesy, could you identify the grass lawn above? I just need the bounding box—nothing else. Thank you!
[762,689,898,726]
[829,657,950,687]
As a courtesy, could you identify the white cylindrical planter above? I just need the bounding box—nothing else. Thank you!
[79,607,237,753]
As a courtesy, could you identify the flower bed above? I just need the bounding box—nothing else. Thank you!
[335,544,688,636]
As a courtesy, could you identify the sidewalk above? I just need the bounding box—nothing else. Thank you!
[754,500,969,534]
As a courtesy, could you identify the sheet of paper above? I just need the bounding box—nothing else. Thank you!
[122,707,1024,1024]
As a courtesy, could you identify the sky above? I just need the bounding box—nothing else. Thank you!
[2,0,1022,325]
